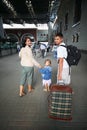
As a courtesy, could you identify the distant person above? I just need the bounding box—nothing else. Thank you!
[40,43,47,58]
[39,59,52,92]
[47,44,50,52]
[35,41,40,57]
[19,37,41,97]
[52,44,57,59]
[17,43,21,52]
[54,33,71,85]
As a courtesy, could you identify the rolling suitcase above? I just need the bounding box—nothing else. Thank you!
[48,84,73,121]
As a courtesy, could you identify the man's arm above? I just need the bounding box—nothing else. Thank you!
[58,58,63,80]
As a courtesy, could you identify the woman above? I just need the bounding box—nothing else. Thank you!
[19,37,41,97]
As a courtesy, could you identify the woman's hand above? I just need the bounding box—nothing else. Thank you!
[38,64,42,68]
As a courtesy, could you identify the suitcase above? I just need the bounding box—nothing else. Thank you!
[48,84,73,121]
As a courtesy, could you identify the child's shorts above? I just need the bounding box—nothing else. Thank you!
[42,79,51,87]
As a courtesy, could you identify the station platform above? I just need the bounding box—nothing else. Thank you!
[0,52,87,130]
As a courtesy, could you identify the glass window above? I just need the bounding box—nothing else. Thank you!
[73,0,82,24]
[64,13,68,30]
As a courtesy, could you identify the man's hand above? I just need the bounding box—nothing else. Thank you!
[57,58,63,80]
[58,74,62,80]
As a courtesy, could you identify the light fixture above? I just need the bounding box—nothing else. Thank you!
[48,0,54,13]
[49,0,61,23]
[2,0,17,17]
[25,0,35,18]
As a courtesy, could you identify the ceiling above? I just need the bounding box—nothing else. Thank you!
[0,0,59,24]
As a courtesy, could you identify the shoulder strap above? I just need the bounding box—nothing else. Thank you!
[59,45,66,48]
[41,43,47,47]
[59,45,70,67]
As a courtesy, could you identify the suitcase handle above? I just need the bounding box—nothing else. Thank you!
[57,80,65,85]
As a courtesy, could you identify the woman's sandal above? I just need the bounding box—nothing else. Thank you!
[19,92,26,97]
[28,89,34,93]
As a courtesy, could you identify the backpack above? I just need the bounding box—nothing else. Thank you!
[60,45,81,66]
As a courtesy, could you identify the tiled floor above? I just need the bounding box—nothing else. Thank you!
[0,52,87,130]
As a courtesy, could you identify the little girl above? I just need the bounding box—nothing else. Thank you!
[39,59,52,91]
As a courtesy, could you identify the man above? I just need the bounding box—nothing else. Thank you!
[54,33,71,85]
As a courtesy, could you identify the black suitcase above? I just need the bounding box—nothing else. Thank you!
[48,84,73,121]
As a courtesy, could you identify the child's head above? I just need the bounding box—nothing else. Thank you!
[54,33,63,45]
[45,59,51,66]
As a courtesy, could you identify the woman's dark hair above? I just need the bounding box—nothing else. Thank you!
[22,36,31,47]
[24,36,31,43]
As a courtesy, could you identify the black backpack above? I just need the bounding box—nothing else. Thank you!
[60,45,81,66]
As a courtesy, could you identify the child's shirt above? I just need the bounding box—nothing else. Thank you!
[39,66,52,80]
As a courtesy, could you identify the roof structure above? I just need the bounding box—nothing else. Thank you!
[0,0,60,24]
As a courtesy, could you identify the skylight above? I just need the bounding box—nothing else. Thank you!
[3,23,48,30]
